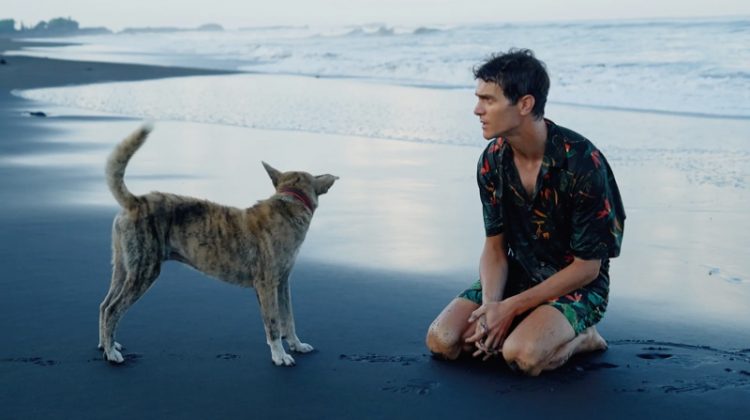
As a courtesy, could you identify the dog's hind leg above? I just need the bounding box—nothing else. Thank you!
[256,284,295,366]
[278,279,313,354]
[98,263,125,352]
[101,261,161,364]
[99,234,126,352]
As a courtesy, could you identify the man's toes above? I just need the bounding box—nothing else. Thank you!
[582,327,607,351]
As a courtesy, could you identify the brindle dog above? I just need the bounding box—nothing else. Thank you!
[98,125,337,366]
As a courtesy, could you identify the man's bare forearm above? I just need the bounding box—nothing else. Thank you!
[506,257,601,315]
[480,235,508,303]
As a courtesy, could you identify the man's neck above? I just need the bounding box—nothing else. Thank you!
[507,118,547,162]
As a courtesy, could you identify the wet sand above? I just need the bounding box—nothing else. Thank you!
[1,38,749,419]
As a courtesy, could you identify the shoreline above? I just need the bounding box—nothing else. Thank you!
[0,38,235,99]
[1,38,749,418]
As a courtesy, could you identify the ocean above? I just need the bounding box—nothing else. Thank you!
[10,17,750,119]
[9,17,750,192]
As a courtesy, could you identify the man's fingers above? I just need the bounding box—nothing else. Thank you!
[466,318,491,344]
[472,340,503,362]
[473,343,495,360]
[468,306,487,323]
[480,323,510,355]
[465,329,483,344]
[484,330,501,350]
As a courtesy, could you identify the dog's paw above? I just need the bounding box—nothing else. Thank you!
[272,352,296,367]
[104,348,125,364]
[290,342,314,353]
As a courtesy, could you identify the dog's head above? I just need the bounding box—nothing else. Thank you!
[262,162,338,209]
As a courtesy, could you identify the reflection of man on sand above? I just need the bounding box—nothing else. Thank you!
[426,49,625,376]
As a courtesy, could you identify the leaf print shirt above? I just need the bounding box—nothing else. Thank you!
[477,119,625,295]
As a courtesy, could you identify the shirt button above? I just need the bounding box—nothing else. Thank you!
[540,262,546,267]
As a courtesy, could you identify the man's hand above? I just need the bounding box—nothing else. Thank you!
[466,300,517,360]
[465,314,496,361]
[468,315,495,360]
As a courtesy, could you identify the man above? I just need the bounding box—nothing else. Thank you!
[425,49,625,376]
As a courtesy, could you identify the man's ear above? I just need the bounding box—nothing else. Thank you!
[313,174,339,195]
[518,94,536,116]
[262,161,281,187]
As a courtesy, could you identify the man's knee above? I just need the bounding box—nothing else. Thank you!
[502,336,547,376]
[425,322,461,360]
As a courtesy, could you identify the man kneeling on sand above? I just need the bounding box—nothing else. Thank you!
[426,49,625,376]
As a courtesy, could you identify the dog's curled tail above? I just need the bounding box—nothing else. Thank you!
[106,123,153,209]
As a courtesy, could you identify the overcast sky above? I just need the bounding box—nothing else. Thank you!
[4,0,749,30]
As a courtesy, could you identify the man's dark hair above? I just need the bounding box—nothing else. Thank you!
[473,49,550,119]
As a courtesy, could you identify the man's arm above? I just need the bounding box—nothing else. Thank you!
[479,234,508,303]
[468,257,601,351]
[504,257,601,317]
[466,234,509,359]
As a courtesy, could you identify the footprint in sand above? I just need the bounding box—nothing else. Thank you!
[382,379,440,395]
[339,353,425,366]
[1,357,57,366]
[636,352,673,360]
[705,266,745,284]
[610,340,750,394]
[216,353,240,360]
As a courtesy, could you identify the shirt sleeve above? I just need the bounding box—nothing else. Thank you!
[570,150,625,260]
[477,141,504,237]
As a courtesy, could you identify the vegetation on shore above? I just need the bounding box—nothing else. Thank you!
[0,17,110,37]
[0,17,223,37]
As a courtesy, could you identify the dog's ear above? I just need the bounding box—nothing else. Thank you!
[262,162,281,187]
[313,174,338,195]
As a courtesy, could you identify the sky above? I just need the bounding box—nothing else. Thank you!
[3,0,749,30]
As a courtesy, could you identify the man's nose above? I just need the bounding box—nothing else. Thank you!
[474,102,483,116]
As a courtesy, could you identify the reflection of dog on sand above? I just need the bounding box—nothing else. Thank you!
[97,125,338,366]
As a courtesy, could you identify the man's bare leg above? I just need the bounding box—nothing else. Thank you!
[539,325,607,372]
[501,305,607,376]
[426,298,480,359]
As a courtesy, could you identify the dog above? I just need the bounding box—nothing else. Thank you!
[98,124,337,366]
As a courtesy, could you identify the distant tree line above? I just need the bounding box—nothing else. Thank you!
[0,17,111,37]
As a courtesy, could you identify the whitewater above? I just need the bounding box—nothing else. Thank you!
[11,17,750,119]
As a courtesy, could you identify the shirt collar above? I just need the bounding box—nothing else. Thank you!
[497,118,566,170]
[541,118,566,170]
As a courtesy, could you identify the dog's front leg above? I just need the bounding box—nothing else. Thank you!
[278,280,313,353]
[256,285,295,366]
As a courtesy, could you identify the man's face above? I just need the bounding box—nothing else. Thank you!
[473,80,521,140]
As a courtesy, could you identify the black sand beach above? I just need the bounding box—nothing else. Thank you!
[1,39,749,419]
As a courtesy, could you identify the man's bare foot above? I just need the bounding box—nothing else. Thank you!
[579,326,608,353]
